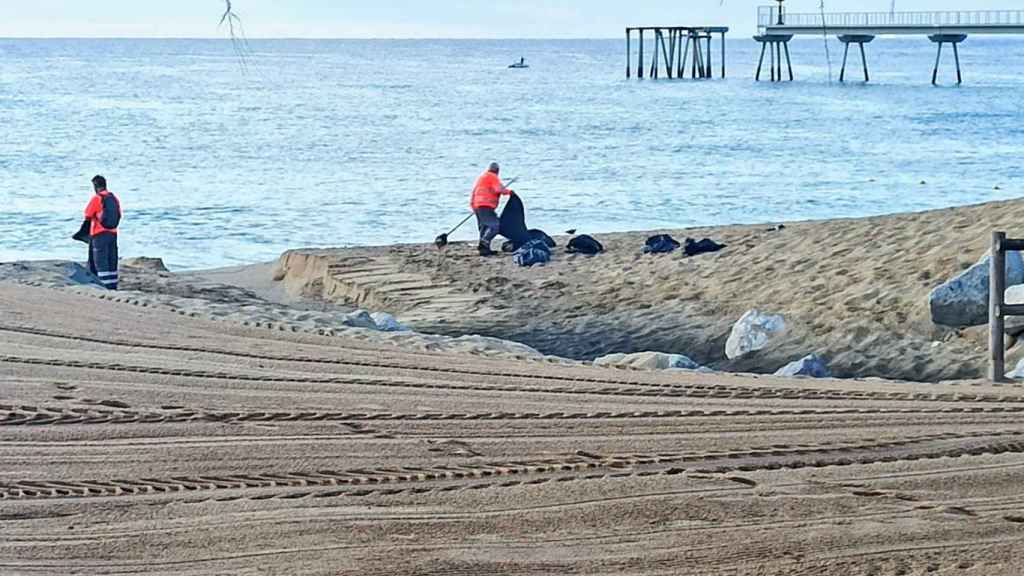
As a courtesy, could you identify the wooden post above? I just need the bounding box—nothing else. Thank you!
[638,29,644,78]
[991,231,1008,382]
[626,29,631,78]
[755,41,766,81]
[932,41,943,85]
[859,42,870,82]
[953,41,963,85]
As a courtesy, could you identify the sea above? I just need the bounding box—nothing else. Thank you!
[1,37,1023,270]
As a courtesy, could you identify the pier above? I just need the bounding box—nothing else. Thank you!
[626,27,729,79]
[756,6,1024,84]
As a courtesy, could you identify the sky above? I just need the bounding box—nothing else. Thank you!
[0,0,1019,39]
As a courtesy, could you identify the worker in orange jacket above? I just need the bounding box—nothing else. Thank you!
[83,175,122,290]
[470,162,514,256]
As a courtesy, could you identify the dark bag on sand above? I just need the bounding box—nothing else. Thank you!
[684,237,727,257]
[505,229,556,253]
[499,193,531,248]
[72,220,91,244]
[513,239,552,267]
[566,234,604,255]
[99,194,121,230]
[643,234,681,254]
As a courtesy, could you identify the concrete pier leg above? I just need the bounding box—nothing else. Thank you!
[721,32,726,78]
[932,41,943,86]
[681,36,690,78]
[638,30,644,78]
[706,36,713,79]
[840,43,850,82]
[626,29,631,78]
[953,41,963,85]
[770,41,777,82]
[756,41,766,81]
[859,42,869,82]
[783,41,793,81]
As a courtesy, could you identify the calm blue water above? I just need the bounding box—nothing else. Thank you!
[1,37,1023,270]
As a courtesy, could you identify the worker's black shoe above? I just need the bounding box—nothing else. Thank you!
[478,243,497,257]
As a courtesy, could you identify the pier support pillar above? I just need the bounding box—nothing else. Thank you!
[628,26,728,81]
[838,35,874,83]
[754,35,793,82]
[929,34,968,86]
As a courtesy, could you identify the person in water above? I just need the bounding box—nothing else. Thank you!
[83,175,122,290]
[470,162,514,257]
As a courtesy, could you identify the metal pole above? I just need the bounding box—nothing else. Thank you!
[932,41,943,85]
[705,35,712,78]
[991,231,1008,382]
[652,30,659,78]
[680,33,690,78]
[770,41,777,82]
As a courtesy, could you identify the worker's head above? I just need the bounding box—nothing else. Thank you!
[488,162,500,175]
[91,175,107,193]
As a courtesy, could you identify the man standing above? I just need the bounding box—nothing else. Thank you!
[470,162,514,256]
[83,175,121,290]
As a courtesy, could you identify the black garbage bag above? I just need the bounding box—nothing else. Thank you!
[643,234,680,254]
[528,229,556,248]
[566,234,604,255]
[72,220,91,244]
[513,239,552,267]
[499,193,531,248]
[684,237,727,256]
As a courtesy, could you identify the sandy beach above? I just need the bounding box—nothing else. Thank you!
[4,201,1024,574]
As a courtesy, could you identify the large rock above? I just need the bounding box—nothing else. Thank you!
[594,352,700,371]
[929,252,1024,327]
[725,310,787,360]
[1006,358,1024,381]
[370,312,408,332]
[342,310,379,330]
[775,354,831,378]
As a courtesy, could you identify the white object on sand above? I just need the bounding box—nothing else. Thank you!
[726,310,787,360]
[370,312,408,332]
[594,351,700,371]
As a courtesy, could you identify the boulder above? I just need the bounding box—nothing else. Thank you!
[594,352,701,371]
[1006,358,1024,381]
[342,310,378,330]
[120,257,169,273]
[929,252,1024,327]
[370,312,408,332]
[725,310,787,360]
[775,354,831,378]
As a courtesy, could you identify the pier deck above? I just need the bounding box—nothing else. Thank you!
[760,7,1024,37]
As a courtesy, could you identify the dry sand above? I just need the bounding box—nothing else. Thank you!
[275,198,1024,382]
[3,279,1024,574]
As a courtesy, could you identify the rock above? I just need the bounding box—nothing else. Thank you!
[1002,285,1024,337]
[594,352,701,371]
[775,354,831,378]
[1006,358,1024,380]
[929,252,1024,327]
[342,310,378,330]
[120,257,169,273]
[725,310,787,360]
[370,312,408,332]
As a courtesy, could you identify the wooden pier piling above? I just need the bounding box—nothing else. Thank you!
[626,26,729,80]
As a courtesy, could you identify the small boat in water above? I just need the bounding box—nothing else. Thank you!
[508,57,529,69]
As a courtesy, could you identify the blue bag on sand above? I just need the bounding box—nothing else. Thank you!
[566,235,603,255]
[513,239,552,267]
[643,234,681,254]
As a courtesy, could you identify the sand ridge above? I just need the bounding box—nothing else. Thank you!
[275,198,1024,382]
[3,283,1024,574]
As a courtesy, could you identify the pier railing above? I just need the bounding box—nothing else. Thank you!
[758,6,1024,31]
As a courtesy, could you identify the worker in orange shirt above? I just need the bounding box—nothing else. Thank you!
[83,175,122,290]
[470,162,514,256]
